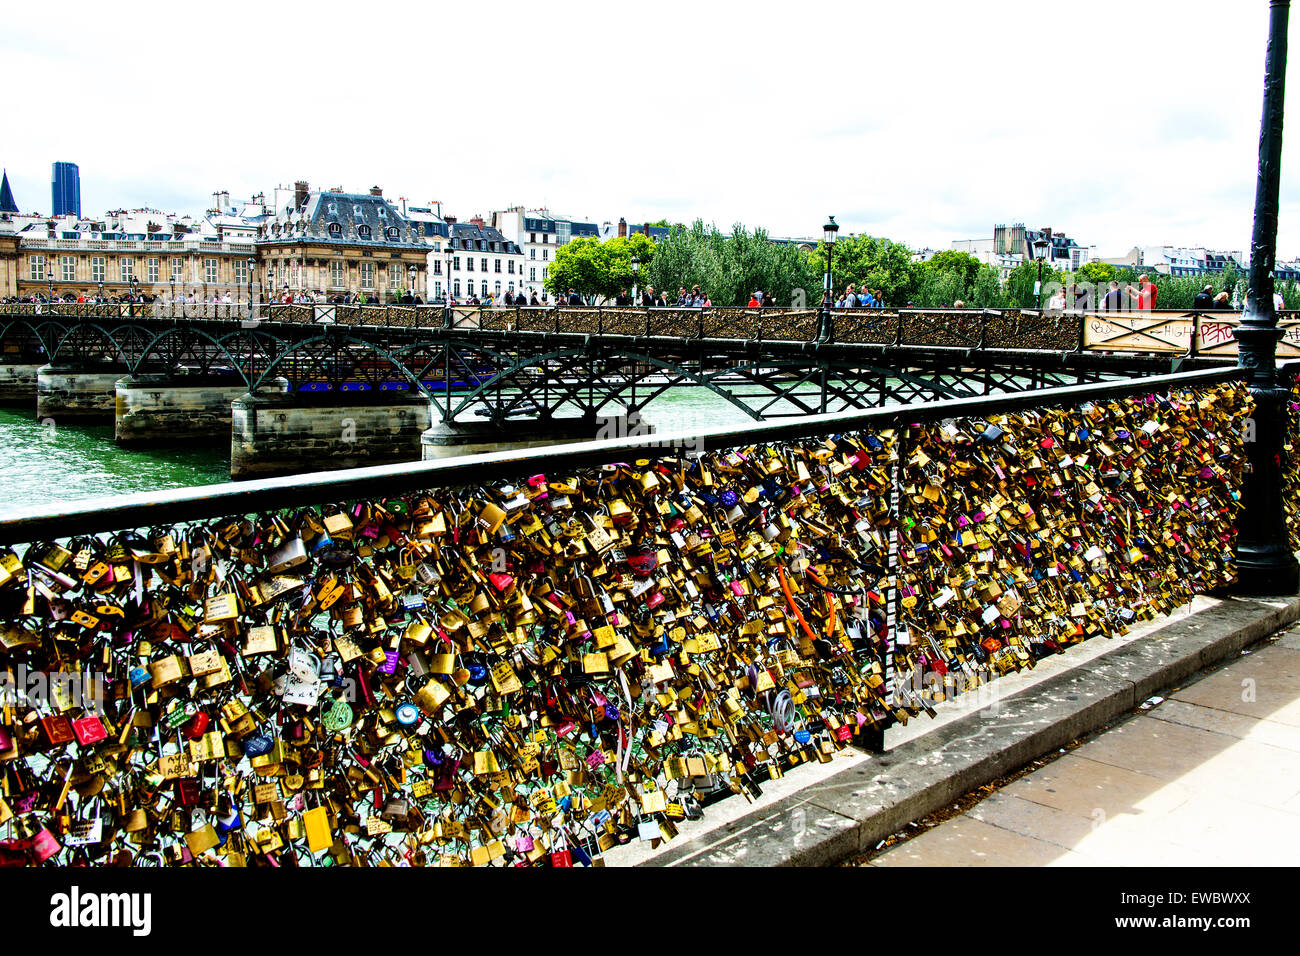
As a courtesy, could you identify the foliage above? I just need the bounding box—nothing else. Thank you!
[642,221,822,307]
[807,234,918,306]
[544,233,656,303]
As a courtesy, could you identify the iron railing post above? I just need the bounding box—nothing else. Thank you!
[1233,0,1299,596]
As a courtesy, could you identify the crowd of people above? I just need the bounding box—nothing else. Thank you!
[830,284,885,308]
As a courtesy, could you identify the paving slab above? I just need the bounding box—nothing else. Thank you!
[870,816,1088,866]
[1146,697,1300,753]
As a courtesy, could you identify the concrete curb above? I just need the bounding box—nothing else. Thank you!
[634,595,1300,867]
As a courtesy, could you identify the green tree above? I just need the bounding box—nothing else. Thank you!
[1004,259,1064,308]
[808,234,917,306]
[921,250,983,290]
[544,233,657,303]
[642,220,821,306]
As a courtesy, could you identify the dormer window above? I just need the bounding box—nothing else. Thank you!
[358,225,372,240]
[377,208,387,219]
[385,226,399,241]
[328,222,342,238]
[328,203,338,215]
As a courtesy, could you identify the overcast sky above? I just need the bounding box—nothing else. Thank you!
[5,0,1300,258]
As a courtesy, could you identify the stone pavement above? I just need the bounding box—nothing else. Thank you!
[867,624,1300,866]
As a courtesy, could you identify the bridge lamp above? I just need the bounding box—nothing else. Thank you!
[631,255,641,303]
[97,282,103,302]
[820,216,839,339]
[1032,237,1050,309]
[409,264,418,299]
[247,257,256,303]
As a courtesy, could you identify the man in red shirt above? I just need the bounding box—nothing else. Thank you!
[1125,274,1158,309]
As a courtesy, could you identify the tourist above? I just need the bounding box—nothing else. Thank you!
[1100,280,1125,311]
[1273,288,1286,311]
[641,285,658,308]
[615,289,631,306]
[1045,289,1065,312]
[1213,291,1232,310]
[530,291,541,306]
[1125,273,1157,309]
[1194,284,1215,310]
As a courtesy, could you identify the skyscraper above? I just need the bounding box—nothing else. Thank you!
[51,161,81,218]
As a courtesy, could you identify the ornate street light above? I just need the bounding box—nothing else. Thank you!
[820,216,839,339]
[246,256,256,305]
[409,264,418,302]
[1032,236,1050,310]
[1233,0,1299,595]
[631,255,641,304]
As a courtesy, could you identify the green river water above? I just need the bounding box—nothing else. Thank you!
[0,388,772,515]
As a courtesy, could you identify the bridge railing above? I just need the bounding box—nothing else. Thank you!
[4,302,1297,358]
[0,363,1277,867]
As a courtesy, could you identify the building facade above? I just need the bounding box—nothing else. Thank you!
[255,183,428,301]
[443,220,525,302]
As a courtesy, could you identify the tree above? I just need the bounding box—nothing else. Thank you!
[807,234,918,306]
[920,250,983,290]
[642,220,821,306]
[1004,259,1064,308]
[544,233,657,303]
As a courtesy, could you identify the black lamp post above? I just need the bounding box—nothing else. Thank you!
[97,282,103,303]
[246,256,256,307]
[1233,0,1299,595]
[409,264,418,303]
[821,216,839,340]
[1032,237,1050,309]
[631,255,641,304]
[47,274,54,305]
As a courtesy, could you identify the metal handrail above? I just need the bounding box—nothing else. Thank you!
[0,365,1245,545]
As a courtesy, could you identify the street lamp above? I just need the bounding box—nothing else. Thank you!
[1032,237,1050,309]
[97,282,103,303]
[821,215,839,339]
[631,255,641,305]
[246,256,256,306]
[409,264,418,303]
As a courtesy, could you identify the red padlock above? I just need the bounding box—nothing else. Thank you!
[182,712,210,741]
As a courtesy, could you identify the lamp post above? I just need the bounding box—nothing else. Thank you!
[129,275,139,317]
[97,282,103,304]
[1032,237,1050,309]
[820,216,839,340]
[1233,0,1299,596]
[409,264,418,303]
[246,257,257,313]
[47,274,54,305]
[631,256,641,305]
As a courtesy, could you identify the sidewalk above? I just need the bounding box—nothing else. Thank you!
[865,622,1300,866]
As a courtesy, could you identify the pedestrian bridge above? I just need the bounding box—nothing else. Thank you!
[0,303,1289,477]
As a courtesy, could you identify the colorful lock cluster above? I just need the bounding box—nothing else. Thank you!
[0,381,1267,866]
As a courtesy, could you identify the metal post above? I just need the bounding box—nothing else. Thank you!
[1234,0,1300,595]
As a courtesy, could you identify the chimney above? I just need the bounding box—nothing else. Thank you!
[469,215,484,229]
[370,186,383,197]
[294,181,309,209]
[618,217,627,238]
[444,215,457,224]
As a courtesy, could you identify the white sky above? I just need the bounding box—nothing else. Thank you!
[4,0,1300,258]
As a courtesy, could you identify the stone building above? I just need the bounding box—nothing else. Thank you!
[256,182,429,301]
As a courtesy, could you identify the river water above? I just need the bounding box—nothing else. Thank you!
[0,388,790,515]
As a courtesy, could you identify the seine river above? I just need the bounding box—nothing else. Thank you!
[0,388,784,515]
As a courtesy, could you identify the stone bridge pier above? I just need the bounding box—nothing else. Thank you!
[231,390,435,480]
[36,363,130,424]
[115,374,288,448]
[420,412,653,460]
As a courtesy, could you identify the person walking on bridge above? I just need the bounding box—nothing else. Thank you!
[1125,273,1157,309]
[1194,284,1215,310]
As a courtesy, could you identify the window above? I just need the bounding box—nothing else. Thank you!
[454,256,461,271]
[359,262,374,289]
[542,234,548,244]
[92,257,106,283]
[542,249,548,261]
[494,259,501,273]
[171,259,183,281]
[529,233,536,243]
[542,267,548,280]
[508,261,515,274]
[147,257,160,283]
[529,267,536,282]
[386,227,399,241]
[434,281,442,299]
[328,222,342,238]
[358,225,372,240]
[432,260,442,275]
[61,256,76,283]
[480,258,487,272]
[233,259,247,285]
[388,263,402,289]
[530,249,536,259]
[28,255,45,281]
[120,257,135,283]
[466,258,474,272]
[453,279,461,296]
[289,261,299,288]
[494,281,501,296]
[330,261,344,287]
[481,281,487,298]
